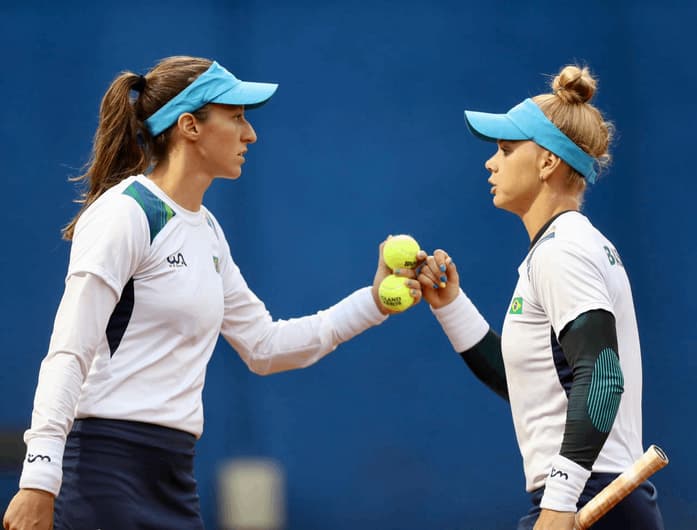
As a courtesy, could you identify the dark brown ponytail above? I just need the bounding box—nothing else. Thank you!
[62,56,212,240]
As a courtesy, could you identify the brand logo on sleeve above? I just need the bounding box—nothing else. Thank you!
[27,453,51,463]
[213,256,220,273]
[550,467,568,480]
[166,252,187,268]
[509,297,523,314]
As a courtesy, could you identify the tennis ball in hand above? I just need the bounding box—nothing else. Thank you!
[378,274,414,312]
[383,235,420,270]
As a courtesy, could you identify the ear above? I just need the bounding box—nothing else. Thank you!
[176,113,200,141]
[538,149,563,181]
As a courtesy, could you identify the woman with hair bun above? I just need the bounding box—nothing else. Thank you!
[2,55,421,530]
[416,65,664,529]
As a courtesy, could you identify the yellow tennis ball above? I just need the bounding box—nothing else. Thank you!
[378,274,414,312]
[383,235,420,270]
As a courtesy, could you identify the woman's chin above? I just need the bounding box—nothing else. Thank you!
[215,171,242,181]
[492,195,515,214]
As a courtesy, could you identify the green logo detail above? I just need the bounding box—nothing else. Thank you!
[509,297,523,315]
[213,256,220,273]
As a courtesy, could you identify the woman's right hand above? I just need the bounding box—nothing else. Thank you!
[416,249,461,309]
[3,489,54,530]
[371,237,423,315]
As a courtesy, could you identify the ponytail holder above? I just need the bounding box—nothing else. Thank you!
[133,75,147,93]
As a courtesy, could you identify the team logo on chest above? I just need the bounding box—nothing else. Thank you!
[509,296,523,314]
[166,252,187,268]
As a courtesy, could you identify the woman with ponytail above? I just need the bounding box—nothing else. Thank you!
[3,56,422,530]
[416,65,664,529]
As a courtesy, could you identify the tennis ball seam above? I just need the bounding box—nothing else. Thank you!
[383,235,420,271]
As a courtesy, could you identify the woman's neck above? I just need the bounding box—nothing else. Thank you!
[520,192,580,241]
[148,157,212,212]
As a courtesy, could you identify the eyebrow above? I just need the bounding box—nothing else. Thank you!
[498,139,522,148]
[212,103,244,112]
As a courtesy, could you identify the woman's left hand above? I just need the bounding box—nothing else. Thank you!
[533,508,575,530]
[371,237,422,314]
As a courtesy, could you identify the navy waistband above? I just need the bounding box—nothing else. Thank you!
[71,418,196,454]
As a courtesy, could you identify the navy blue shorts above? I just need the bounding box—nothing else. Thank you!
[54,418,204,530]
[517,472,664,530]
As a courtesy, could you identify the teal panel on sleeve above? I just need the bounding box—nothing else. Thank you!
[123,181,175,243]
[587,348,624,433]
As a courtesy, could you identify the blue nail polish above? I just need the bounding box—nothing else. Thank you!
[440,264,446,272]
[433,283,438,289]
[394,268,401,275]
[440,275,447,283]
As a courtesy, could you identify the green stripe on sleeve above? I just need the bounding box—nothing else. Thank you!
[587,348,624,433]
[123,181,176,243]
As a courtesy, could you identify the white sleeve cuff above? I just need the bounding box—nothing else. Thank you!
[540,454,592,512]
[18,437,65,497]
[328,287,389,343]
[430,289,489,352]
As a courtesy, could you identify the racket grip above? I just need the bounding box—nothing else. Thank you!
[574,445,668,530]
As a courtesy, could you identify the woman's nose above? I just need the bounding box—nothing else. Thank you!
[243,122,257,144]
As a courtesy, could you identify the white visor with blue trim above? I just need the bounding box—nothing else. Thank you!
[145,61,278,137]
[464,99,597,183]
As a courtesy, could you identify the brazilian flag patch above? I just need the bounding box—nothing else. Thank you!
[509,297,523,314]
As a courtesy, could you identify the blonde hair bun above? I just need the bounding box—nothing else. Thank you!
[552,65,597,104]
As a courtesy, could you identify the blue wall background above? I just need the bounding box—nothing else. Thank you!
[1,1,695,528]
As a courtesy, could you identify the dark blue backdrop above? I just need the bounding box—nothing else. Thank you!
[1,1,695,528]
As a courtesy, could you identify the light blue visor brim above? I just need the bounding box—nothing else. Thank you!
[212,80,278,108]
[145,61,278,137]
[464,111,529,142]
[464,98,597,183]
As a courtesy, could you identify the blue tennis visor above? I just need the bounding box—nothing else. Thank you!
[145,61,278,136]
[464,98,597,183]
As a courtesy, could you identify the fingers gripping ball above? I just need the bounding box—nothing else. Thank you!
[383,235,421,270]
[378,274,414,312]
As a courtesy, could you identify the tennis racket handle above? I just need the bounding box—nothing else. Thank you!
[574,445,668,530]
